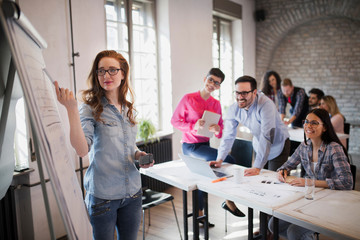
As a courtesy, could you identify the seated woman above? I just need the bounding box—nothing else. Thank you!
[320,95,347,148]
[268,108,353,240]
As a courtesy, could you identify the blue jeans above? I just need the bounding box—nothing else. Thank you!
[268,217,316,240]
[85,190,142,240]
[182,142,234,210]
[182,142,235,163]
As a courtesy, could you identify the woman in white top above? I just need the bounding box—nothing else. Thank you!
[319,95,347,148]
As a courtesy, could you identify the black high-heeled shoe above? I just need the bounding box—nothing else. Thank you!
[221,201,246,217]
[198,219,215,228]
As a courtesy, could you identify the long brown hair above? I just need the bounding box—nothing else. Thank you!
[321,95,344,120]
[260,70,281,95]
[304,108,348,160]
[81,50,137,125]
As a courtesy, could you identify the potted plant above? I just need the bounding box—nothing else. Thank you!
[138,119,158,145]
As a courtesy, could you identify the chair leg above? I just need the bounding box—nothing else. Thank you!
[148,208,151,226]
[225,209,228,232]
[171,200,183,240]
[142,209,145,240]
[315,232,320,240]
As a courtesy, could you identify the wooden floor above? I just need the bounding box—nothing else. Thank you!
[137,154,360,240]
[137,186,259,240]
[137,186,347,240]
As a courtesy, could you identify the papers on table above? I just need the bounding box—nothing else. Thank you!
[197,169,306,209]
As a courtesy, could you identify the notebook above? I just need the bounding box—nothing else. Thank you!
[196,110,221,138]
[179,153,230,179]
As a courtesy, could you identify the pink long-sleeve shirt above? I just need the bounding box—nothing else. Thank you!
[171,91,224,144]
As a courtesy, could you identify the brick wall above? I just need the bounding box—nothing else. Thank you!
[255,0,360,154]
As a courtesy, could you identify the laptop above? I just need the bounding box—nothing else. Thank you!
[179,153,231,179]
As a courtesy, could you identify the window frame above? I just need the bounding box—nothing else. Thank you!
[105,0,161,130]
[212,15,234,109]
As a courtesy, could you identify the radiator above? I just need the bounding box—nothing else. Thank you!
[0,186,18,240]
[137,138,172,192]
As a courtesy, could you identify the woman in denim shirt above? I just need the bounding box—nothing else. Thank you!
[55,50,154,240]
[268,108,353,240]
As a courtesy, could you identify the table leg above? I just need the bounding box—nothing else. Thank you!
[248,207,253,240]
[273,217,279,240]
[182,190,188,240]
[192,190,199,240]
[260,212,267,240]
[203,192,209,240]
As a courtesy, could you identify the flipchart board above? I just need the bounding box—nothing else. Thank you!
[0,2,92,239]
[0,2,19,200]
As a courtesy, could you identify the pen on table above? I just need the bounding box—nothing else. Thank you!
[211,175,233,183]
[281,169,286,181]
[43,68,61,91]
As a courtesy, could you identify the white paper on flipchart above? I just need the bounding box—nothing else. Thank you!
[8,19,92,239]
[196,110,220,138]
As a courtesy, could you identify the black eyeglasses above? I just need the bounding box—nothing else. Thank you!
[207,77,221,86]
[234,90,254,97]
[303,119,323,127]
[96,68,122,76]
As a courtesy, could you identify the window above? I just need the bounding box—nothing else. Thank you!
[105,0,159,128]
[212,0,243,112]
[212,16,234,111]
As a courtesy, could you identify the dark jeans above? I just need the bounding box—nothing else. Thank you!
[182,142,234,210]
[263,138,290,171]
[290,108,306,128]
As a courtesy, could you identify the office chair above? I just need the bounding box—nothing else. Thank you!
[350,163,357,190]
[344,122,350,149]
[223,138,253,232]
[141,188,182,240]
[343,122,356,190]
[230,138,253,168]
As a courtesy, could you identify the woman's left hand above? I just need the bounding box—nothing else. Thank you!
[140,160,155,169]
[135,150,146,160]
[136,151,155,168]
[288,177,305,187]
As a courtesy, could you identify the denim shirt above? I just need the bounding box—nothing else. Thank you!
[80,97,141,200]
[218,93,289,169]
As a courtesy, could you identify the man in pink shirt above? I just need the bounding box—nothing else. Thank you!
[171,68,241,226]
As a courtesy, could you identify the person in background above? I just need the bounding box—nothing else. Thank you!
[278,78,309,128]
[171,68,236,226]
[55,50,154,240]
[210,75,290,219]
[308,88,325,111]
[320,95,347,148]
[268,108,353,240]
[260,70,282,108]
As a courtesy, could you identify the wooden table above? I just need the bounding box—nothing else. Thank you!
[274,189,360,240]
[197,165,311,240]
[142,160,307,240]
